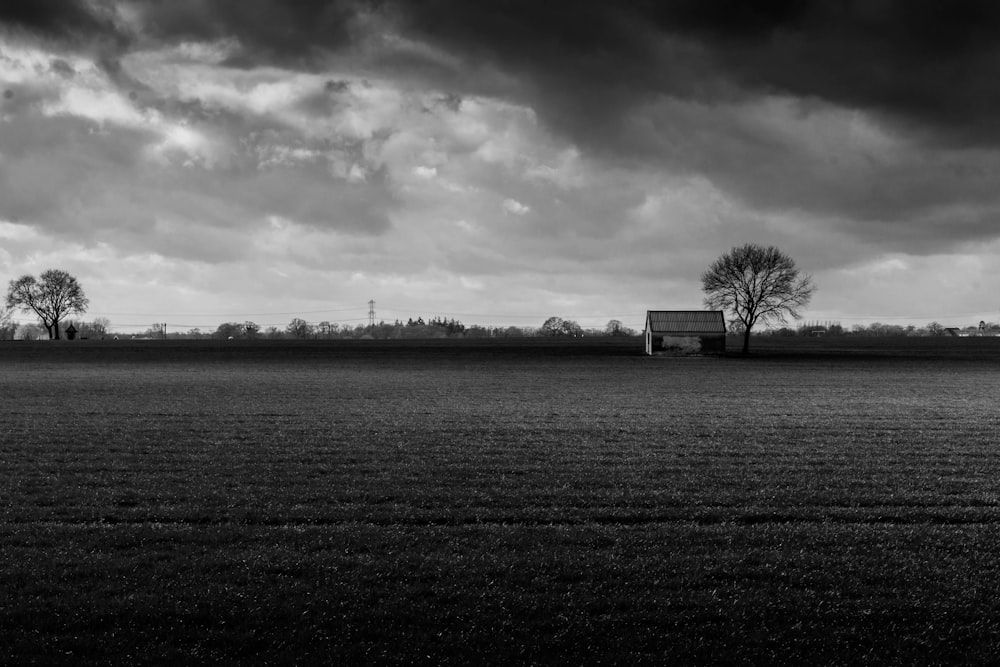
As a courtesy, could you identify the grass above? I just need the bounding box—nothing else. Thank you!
[2,336,1000,664]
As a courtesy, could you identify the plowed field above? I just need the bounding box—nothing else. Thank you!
[3,337,1000,664]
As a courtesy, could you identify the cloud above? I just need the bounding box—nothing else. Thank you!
[0,0,128,45]
[382,1,1000,143]
[126,0,366,68]
[5,1,1000,328]
[412,165,436,179]
[15,2,1000,147]
[348,0,1000,261]
[502,198,529,216]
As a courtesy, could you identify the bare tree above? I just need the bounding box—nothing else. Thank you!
[6,269,89,340]
[540,316,565,336]
[540,316,582,337]
[89,317,111,337]
[214,322,243,339]
[286,317,314,339]
[605,319,635,336]
[702,243,814,354]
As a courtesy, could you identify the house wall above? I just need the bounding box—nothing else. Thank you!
[645,331,726,355]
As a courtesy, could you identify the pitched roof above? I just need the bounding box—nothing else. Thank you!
[646,310,726,333]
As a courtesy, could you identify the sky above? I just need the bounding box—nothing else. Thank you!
[3,0,1000,333]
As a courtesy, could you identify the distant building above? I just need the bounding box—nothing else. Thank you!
[644,310,726,355]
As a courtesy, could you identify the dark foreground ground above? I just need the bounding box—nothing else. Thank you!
[2,336,1000,664]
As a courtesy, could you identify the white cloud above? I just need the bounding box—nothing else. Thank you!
[46,86,145,126]
[0,41,95,84]
[413,165,437,179]
[347,163,368,183]
[173,39,242,65]
[502,198,530,215]
[0,220,44,243]
[524,147,585,189]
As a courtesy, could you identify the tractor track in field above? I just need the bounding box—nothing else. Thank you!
[6,505,1000,530]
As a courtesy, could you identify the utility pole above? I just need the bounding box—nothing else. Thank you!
[368,300,375,327]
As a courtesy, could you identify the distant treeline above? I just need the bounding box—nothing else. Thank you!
[204,317,639,340]
[764,320,999,337]
[9,315,994,341]
[0,316,639,340]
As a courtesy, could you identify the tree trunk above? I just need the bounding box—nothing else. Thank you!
[53,321,60,340]
[742,327,751,354]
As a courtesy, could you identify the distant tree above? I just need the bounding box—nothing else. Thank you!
[6,269,89,340]
[286,317,313,338]
[15,322,45,340]
[214,322,243,339]
[88,317,111,337]
[243,321,259,339]
[540,316,565,336]
[540,316,583,336]
[465,325,492,337]
[702,244,814,353]
[141,323,167,339]
[443,318,465,335]
[604,319,636,336]
[866,322,905,336]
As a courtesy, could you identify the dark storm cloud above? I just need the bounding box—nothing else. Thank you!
[131,0,365,68]
[357,0,1000,245]
[383,0,1000,145]
[11,1,1000,142]
[0,0,120,40]
[656,0,1000,144]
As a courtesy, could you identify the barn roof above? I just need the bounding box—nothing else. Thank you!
[646,310,726,333]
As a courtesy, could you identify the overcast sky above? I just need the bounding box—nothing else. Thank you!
[3,0,1000,333]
